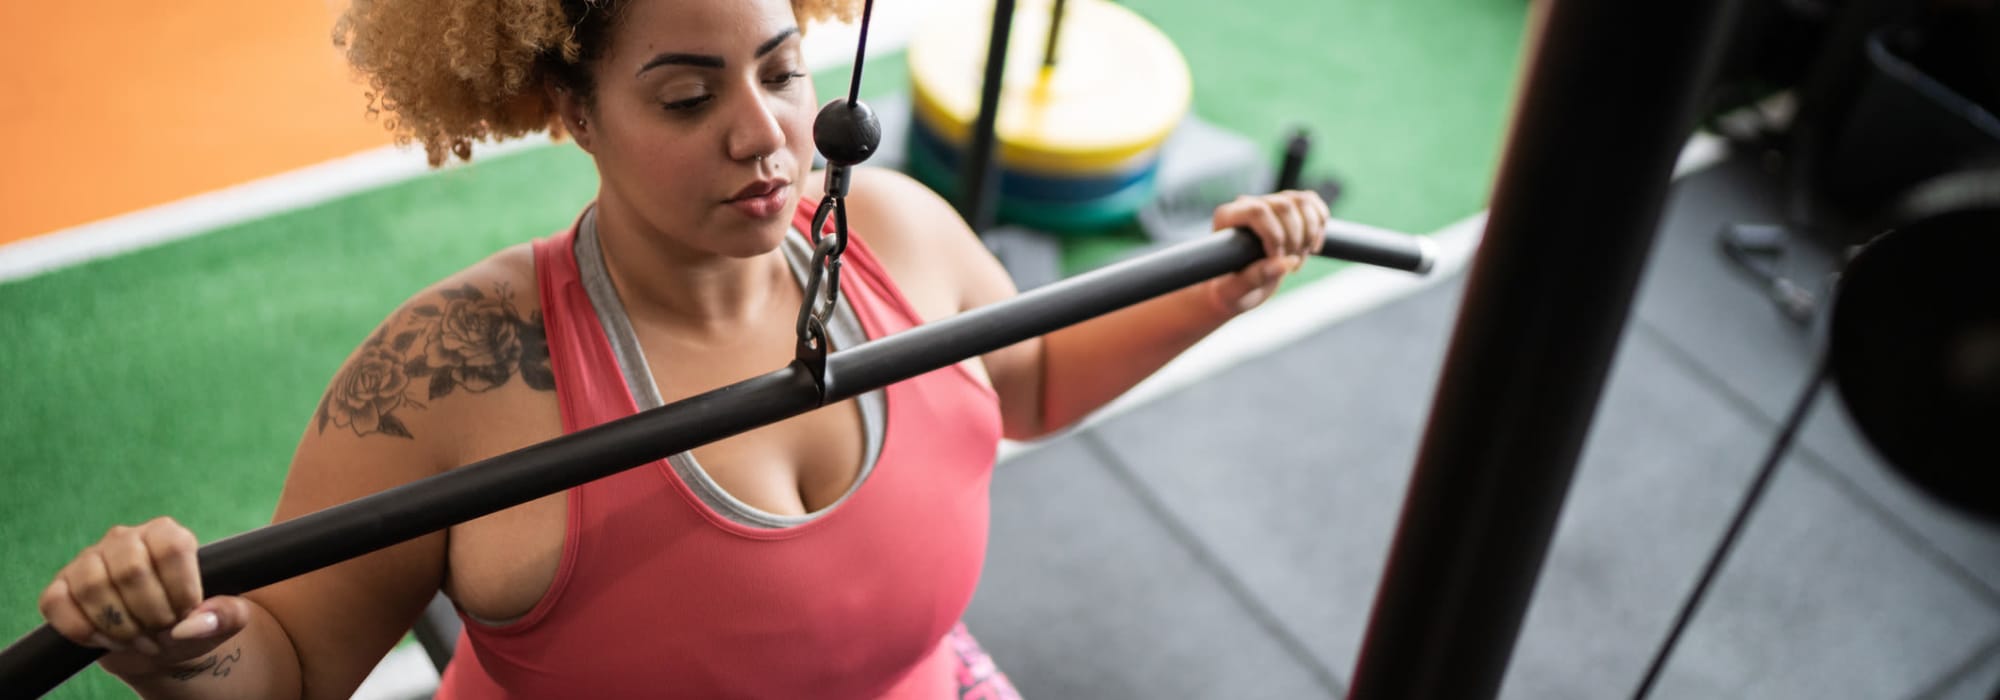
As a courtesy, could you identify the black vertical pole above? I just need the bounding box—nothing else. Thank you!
[1040,0,1069,69]
[1276,128,1310,192]
[1345,1,1742,698]
[959,0,1016,232]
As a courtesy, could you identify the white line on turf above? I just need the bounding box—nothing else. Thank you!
[0,0,941,285]
[0,136,551,284]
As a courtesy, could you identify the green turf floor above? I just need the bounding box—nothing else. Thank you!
[0,2,1527,695]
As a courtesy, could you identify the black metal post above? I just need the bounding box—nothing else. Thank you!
[1040,0,1068,69]
[1276,128,1310,192]
[0,225,1431,698]
[958,0,1015,231]
[1345,1,1743,698]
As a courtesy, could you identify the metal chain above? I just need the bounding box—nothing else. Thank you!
[794,178,850,354]
[792,0,878,399]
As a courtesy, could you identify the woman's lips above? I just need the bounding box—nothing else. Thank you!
[727,184,787,219]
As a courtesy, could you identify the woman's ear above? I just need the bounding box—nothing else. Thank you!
[549,85,597,154]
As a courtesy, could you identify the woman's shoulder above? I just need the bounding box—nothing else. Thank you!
[820,167,1000,320]
[833,166,964,254]
[415,242,543,324]
[307,242,555,464]
[377,242,545,389]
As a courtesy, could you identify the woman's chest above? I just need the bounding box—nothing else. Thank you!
[435,361,998,627]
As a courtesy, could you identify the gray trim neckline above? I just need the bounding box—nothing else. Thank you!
[574,207,886,529]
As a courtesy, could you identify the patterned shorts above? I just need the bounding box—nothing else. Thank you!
[946,623,1024,700]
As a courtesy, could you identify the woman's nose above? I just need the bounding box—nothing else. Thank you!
[725,88,788,163]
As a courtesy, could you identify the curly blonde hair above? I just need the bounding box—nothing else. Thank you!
[333,0,860,165]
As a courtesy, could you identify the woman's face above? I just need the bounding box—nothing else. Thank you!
[580,0,816,259]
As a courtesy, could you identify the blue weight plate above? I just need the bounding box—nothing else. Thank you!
[908,118,1159,204]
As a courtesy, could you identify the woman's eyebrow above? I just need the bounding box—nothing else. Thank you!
[636,27,800,76]
[755,27,801,58]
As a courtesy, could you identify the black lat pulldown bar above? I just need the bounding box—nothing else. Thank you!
[0,223,1432,698]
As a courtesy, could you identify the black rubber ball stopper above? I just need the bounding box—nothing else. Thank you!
[814,98,881,167]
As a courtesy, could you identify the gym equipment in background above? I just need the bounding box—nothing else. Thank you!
[906,0,1190,234]
[1829,171,2000,524]
[1633,167,2000,699]
[1713,3,2000,324]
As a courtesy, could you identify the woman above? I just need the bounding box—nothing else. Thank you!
[35,0,1329,697]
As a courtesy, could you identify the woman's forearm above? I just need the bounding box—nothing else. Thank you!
[118,600,302,700]
[1035,283,1238,434]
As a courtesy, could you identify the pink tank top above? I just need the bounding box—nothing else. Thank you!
[434,199,1004,699]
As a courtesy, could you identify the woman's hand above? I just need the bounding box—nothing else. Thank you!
[37,517,252,679]
[1205,190,1330,313]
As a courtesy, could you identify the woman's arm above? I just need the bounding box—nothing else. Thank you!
[109,596,302,700]
[230,264,553,698]
[40,271,523,698]
[985,192,1327,437]
[40,518,306,700]
[845,169,1327,440]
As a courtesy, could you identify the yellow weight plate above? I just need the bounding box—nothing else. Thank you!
[910,81,1168,176]
[907,0,1191,173]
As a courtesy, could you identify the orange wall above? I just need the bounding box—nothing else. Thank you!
[0,1,396,244]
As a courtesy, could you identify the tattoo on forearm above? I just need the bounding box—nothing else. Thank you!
[315,282,555,439]
[169,647,241,682]
[100,606,123,629]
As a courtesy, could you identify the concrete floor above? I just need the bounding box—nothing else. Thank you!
[960,156,2000,699]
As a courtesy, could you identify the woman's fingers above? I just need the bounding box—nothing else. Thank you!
[1281,190,1330,260]
[172,596,248,643]
[1229,195,1291,261]
[1204,189,1330,313]
[60,550,142,650]
[1291,190,1329,256]
[142,518,204,617]
[1214,196,1271,259]
[104,531,179,633]
[1206,258,1287,313]
[39,518,215,661]
[1268,194,1307,266]
[1312,192,1331,253]
[38,578,101,648]
[1217,191,1331,264]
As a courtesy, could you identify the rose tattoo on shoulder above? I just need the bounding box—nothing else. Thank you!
[316,283,555,439]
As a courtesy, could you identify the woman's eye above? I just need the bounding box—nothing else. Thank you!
[662,95,713,112]
[661,71,801,112]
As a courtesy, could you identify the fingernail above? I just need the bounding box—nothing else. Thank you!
[132,636,161,656]
[88,633,125,652]
[170,612,219,640]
